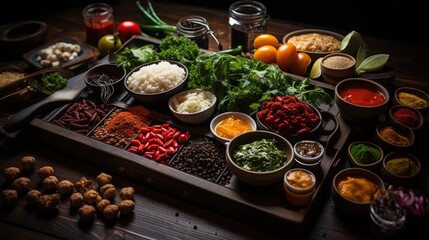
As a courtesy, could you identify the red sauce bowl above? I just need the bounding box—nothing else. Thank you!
[335,78,390,124]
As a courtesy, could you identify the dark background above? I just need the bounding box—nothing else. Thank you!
[0,0,424,45]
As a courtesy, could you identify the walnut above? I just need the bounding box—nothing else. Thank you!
[57,180,74,195]
[119,187,135,200]
[26,189,42,206]
[37,166,54,180]
[96,172,112,187]
[95,198,111,212]
[118,199,135,214]
[42,175,59,191]
[74,176,94,193]
[83,189,99,205]
[78,204,96,221]
[103,204,119,219]
[1,189,18,205]
[11,177,31,193]
[3,167,21,182]
[36,193,61,210]
[21,155,36,170]
[69,192,84,208]
[99,183,115,199]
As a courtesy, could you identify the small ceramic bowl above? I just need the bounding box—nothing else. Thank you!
[282,28,344,64]
[335,78,390,124]
[225,130,294,186]
[283,168,316,207]
[85,63,126,96]
[394,87,429,114]
[210,111,256,144]
[293,140,324,173]
[331,167,385,215]
[168,88,217,125]
[124,60,188,104]
[380,151,421,187]
[388,105,424,133]
[321,52,356,85]
[347,141,384,171]
[375,122,414,152]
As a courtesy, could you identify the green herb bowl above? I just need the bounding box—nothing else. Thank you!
[347,141,384,172]
[225,130,295,186]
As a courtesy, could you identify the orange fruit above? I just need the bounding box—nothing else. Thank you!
[253,45,277,64]
[289,52,312,76]
[253,34,280,50]
[276,43,298,72]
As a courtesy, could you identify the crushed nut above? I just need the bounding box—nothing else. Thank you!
[11,177,31,193]
[119,187,135,200]
[3,167,21,182]
[57,180,74,195]
[21,156,36,170]
[37,166,54,180]
[1,189,18,205]
[69,192,84,208]
[83,189,99,205]
[103,204,119,219]
[118,199,135,214]
[78,204,96,221]
[96,172,112,187]
[74,176,94,193]
[26,189,42,206]
[43,175,59,191]
[95,198,111,212]
[99,183,115,199]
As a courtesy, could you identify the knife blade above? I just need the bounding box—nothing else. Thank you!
[2,72,87,133]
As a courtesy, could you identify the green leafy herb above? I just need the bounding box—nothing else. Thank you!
[233,139,286,172]
[158,35,202,67]
[41,73,67,92]
[116,44,159,71]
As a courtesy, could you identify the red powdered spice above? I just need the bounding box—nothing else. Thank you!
[105,106,149,137]
[392,107,420,128]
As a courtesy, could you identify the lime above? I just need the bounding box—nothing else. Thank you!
[355,54,389,75]
[309,57,323,79]
[340,31,365,57]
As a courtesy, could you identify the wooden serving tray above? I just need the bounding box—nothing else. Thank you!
[25,36,352,238]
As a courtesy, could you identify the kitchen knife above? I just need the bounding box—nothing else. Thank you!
[2,73,87,133]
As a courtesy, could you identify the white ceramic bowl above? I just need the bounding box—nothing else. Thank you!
[210,111,256,144]
[168,88,217,125]
[225,130,295,186]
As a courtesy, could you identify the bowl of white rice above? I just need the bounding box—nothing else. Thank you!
[168,88,217,125]
[124,60,188,103]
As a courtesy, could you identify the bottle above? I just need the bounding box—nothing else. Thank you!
[82,2,115,47]
[176,16,209,49]
[228,0,268,53]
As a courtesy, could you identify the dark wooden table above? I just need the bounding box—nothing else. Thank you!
[1,1,428,239]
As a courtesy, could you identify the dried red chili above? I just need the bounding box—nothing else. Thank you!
[392,107,420,128]
[257,95,320,135]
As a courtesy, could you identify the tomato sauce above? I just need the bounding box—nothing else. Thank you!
[339,85,385,106]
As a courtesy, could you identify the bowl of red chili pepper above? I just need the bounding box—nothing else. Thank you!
[388,105,424,134]
[256,95,322,143]
[335,78,390,124]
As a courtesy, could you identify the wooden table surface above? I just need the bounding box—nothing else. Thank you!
[1,0,428,239]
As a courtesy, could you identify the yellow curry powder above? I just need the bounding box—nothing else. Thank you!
[379,126,411,146]
[398,92,428,108]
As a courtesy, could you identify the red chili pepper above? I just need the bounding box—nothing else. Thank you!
[130,139,141,147]
[140,127,150,133]
[163,139,174,148]
[147,144,160,151]
[128,146,138,153]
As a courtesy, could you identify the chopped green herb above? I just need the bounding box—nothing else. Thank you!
[41,73,67,92]
[233,138,287,172]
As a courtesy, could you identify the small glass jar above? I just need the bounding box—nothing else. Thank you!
[293,140,324,173]
[283,168,316,207]
[370,193,407,239]
[228,0,268,53]
[176,16,209,49]
[82,2,115,47]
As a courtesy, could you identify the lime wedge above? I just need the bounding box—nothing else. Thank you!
[355,54,389,75]
[340,31,365,57]
[309,57,323,79]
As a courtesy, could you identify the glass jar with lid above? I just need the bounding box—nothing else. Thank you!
[228,0,268,53]
[82,2,115,47]
[176,16,209,49]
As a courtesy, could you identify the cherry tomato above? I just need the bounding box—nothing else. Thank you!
[117,20,141,43]
[276,43,298,72]
[289,52,312,76]
[253,45,277,64]
[98,33,122,55]
[253,34,279,49]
